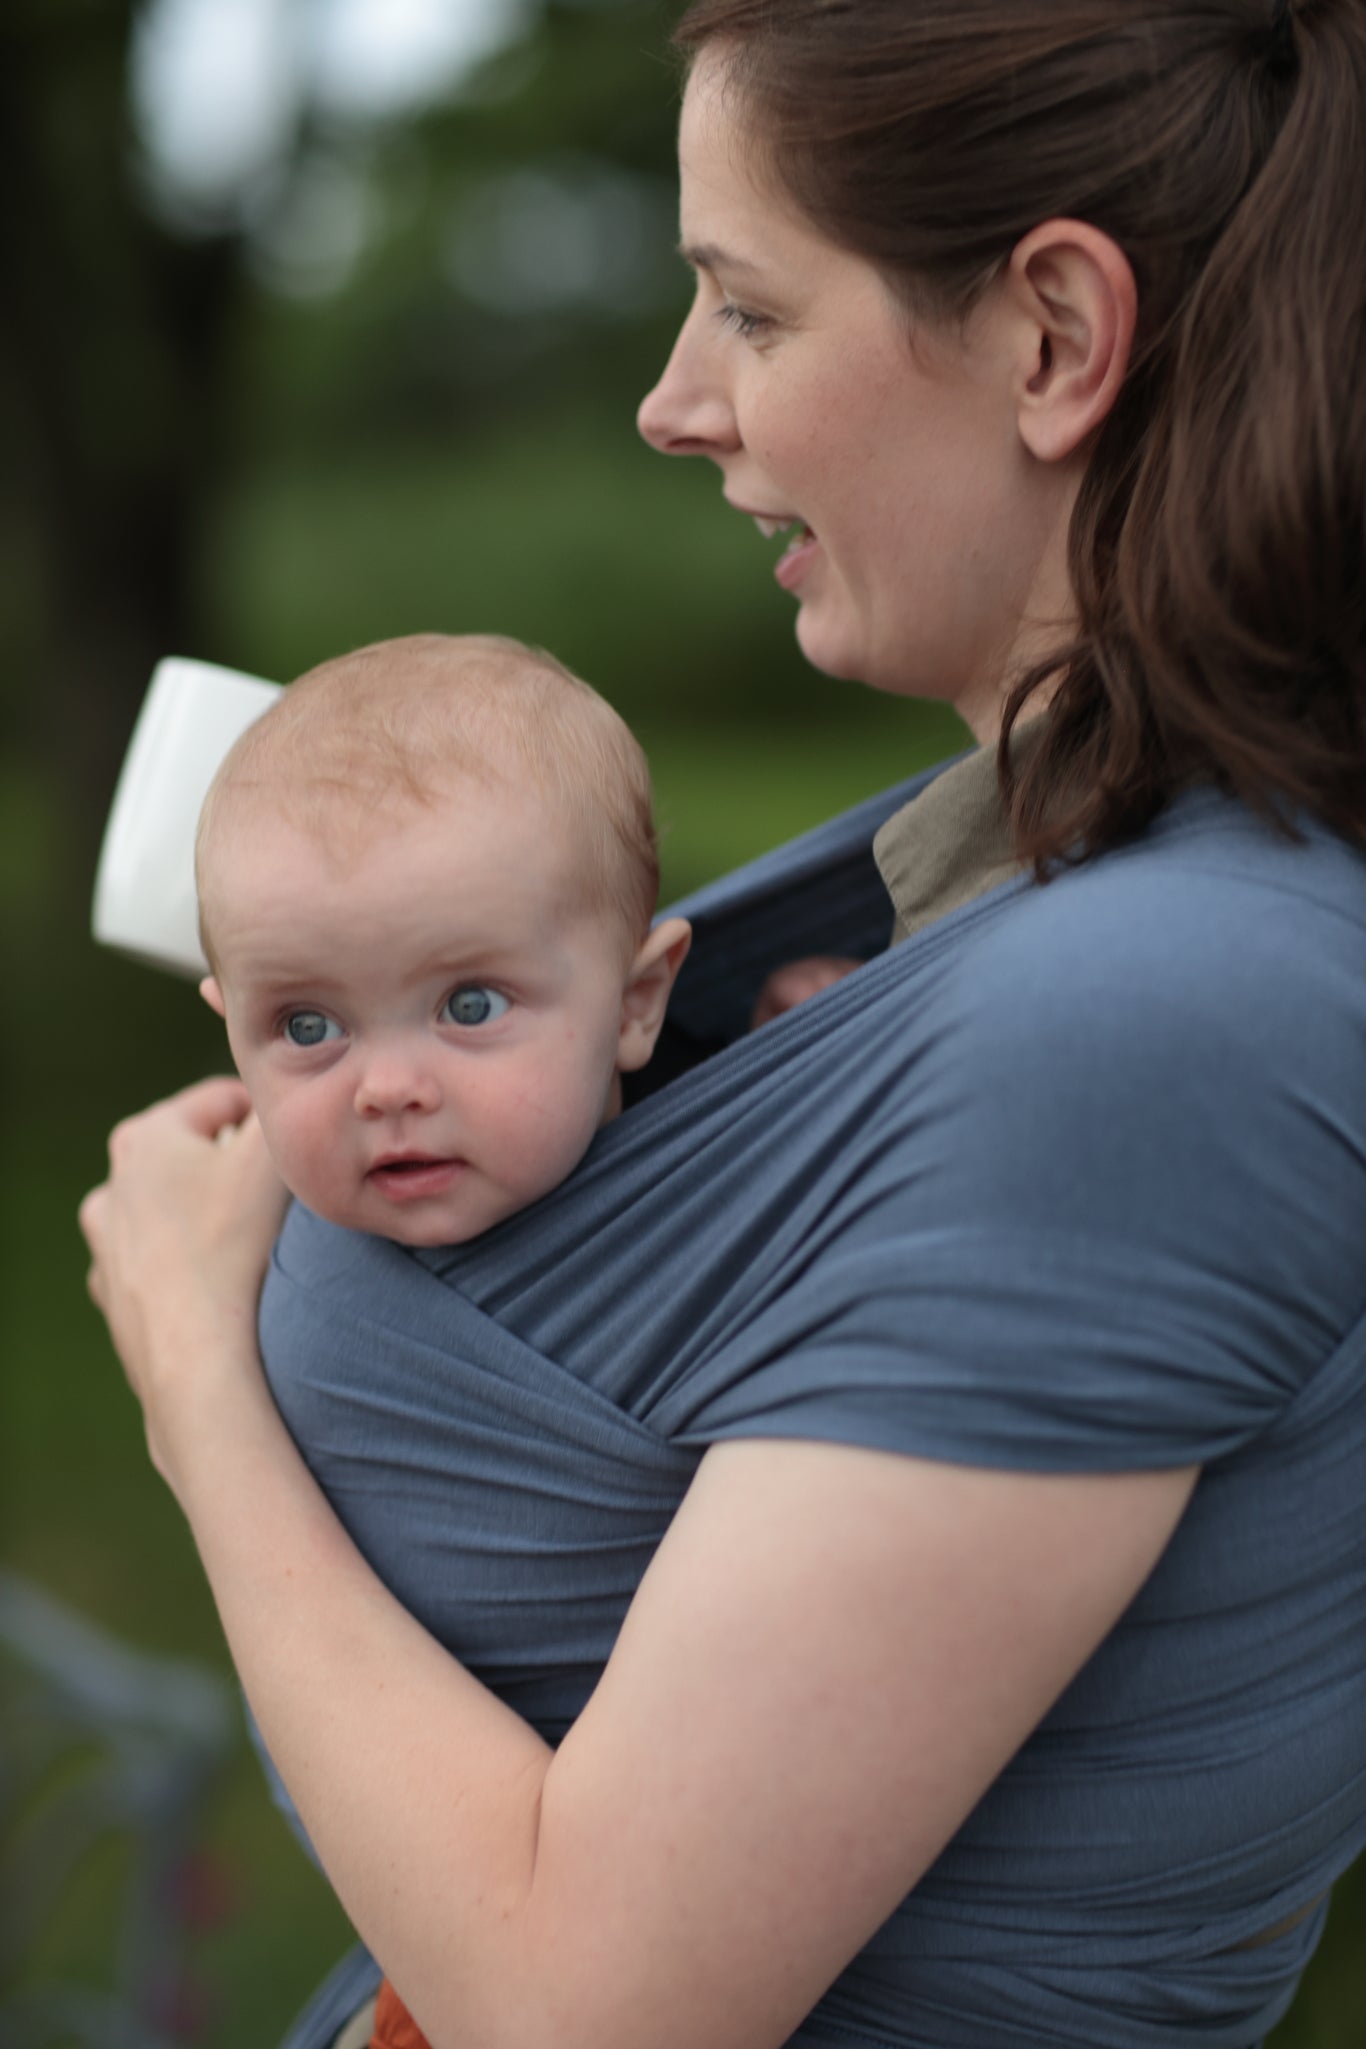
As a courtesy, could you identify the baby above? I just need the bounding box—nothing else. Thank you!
[193,630,849,2049]
[194,631,692,1248]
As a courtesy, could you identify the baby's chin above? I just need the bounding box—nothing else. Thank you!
[365,1212,490,1249]
[297,1186,523,1250]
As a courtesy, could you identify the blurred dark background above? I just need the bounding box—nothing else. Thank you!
[0,2,1357,2042]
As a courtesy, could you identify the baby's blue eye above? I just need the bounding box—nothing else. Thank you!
[442,985,510,1028]
[284,1010,341,1047]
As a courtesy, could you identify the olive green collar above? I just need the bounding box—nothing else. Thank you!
[873,721,1044,943]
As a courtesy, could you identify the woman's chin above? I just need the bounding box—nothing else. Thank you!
[793,610,867,687]
[796,615,937,706]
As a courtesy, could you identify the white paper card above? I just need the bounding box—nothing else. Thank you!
[92,657,283,978]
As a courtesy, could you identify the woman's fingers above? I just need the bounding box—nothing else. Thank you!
[79,1081,288,1494]
[211,1110,290,1220]
[85,1077,262,1276]
[77,1181,104,1248]
[81,1082,286,1359]
[173,1073,254,1136]
[107,1074,253,1160]
[95,1091,285,1273]
[78,1185,109,1307]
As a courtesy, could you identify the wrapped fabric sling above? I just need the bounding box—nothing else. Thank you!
[260,762,1366,2049]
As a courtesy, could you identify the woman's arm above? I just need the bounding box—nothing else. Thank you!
[82,1082,1197,2049]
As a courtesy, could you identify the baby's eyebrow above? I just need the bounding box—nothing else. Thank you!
[412,943,505,979]
[240,966,345,1002]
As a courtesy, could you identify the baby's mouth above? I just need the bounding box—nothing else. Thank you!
[367,1154,464,1198]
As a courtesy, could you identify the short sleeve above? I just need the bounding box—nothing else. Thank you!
[668,821,1366,1471]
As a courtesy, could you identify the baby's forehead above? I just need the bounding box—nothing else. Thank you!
[202,769,629,948]
[207,758,578,863]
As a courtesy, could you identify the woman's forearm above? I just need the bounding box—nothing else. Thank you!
[166,1355,558,2046]
[173,1356,1198,2049]
[76,1087,581,2046]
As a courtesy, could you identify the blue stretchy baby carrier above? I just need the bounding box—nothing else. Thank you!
[261,769,1366,2049]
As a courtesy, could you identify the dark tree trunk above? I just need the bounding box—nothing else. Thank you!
[0,0,243,861]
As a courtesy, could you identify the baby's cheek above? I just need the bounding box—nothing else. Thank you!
[501,1091,602,1204]
[267,1102,338,1208]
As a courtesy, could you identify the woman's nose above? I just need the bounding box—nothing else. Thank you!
[637,312,739,457]
[354,1051,441,1119]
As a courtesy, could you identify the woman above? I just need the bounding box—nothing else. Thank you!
[81,4,1366,2047]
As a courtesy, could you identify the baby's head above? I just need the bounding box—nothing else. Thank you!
[196,633,690,1246]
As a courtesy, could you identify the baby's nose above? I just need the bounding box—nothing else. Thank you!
[354,1052,441,1118]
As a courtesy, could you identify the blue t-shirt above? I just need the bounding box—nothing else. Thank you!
[261,778,1366,2049]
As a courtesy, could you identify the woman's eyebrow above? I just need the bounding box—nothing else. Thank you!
[678,240,766,280]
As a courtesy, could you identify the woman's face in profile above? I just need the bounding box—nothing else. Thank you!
[638,47,1057,728]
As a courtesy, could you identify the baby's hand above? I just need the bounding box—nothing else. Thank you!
[750,956,863,1030]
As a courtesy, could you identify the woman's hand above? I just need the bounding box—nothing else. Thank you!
[78,1076,288,1493]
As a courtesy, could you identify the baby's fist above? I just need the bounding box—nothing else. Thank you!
[750,956,862,1030]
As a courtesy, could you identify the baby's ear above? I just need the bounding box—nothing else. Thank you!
[199,974,227,1018]
[617,917,691,1073]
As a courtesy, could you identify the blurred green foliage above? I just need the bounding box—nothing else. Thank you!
[1,2,1360,2043]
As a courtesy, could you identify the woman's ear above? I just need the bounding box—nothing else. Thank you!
[617,917,692,1073]
[1006,219,1136,463]
[199,975,227,1018]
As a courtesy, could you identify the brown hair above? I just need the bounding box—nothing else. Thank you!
[196,633,660,959]
[674,0,1366,869]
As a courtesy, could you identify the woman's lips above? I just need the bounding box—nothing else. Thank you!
[367,1158,463,1202]
[732,502,820,593]
[774,526,820,591]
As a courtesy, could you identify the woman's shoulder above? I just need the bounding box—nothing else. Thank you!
[1061,786,1366,929]
[949,788,1366,1056]
[902,793,1366,1365]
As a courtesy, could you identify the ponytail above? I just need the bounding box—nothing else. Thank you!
[1008,0,1366,869]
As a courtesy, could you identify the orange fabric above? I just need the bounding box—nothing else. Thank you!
[369,1976,432,2049]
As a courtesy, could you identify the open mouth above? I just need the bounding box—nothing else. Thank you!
[368,1156,463,1201]
[729,502,820,591]
[768,523,820,591]
[753,514,814,545]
